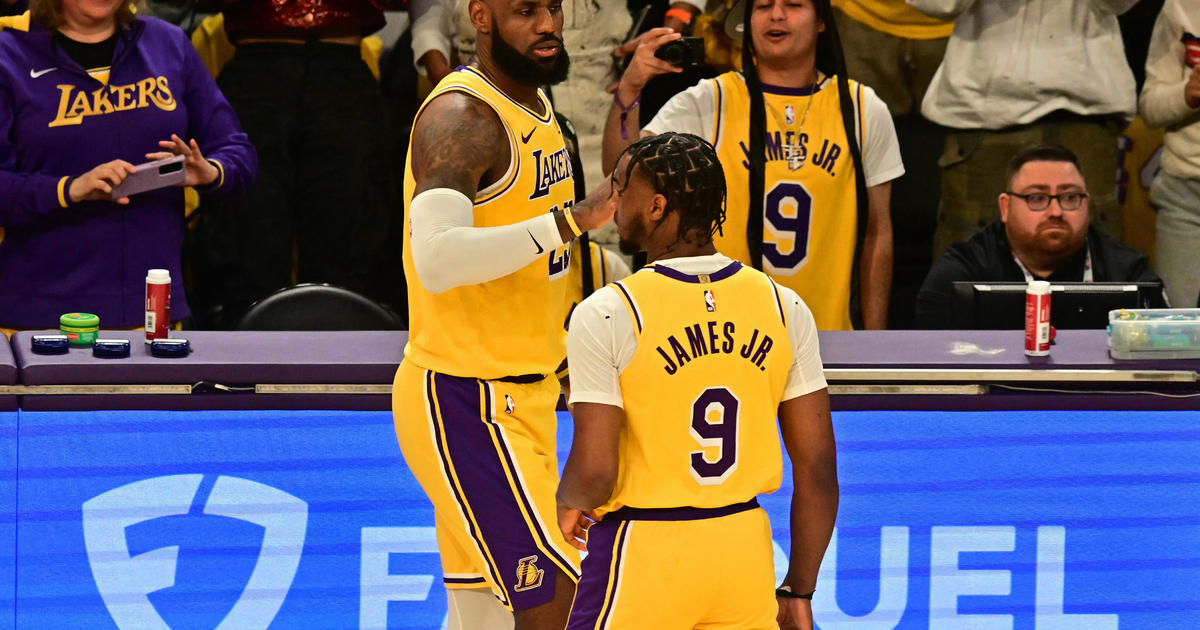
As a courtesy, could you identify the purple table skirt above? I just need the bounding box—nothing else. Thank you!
[8,329,1200,411]
[12,330,406,411]
[13,330,406,385]
[819,329,1200,371]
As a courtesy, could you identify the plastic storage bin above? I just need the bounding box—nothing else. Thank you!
[1108,308,1200,359]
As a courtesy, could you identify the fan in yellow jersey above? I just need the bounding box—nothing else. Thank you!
[558,133,838,630]
[391,0,616,628]
[602,0,903,330]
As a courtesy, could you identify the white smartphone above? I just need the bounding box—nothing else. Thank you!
[110,154,186,198]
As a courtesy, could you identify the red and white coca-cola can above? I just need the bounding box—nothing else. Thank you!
[1024,280,1051,356]
[145,268,171,343]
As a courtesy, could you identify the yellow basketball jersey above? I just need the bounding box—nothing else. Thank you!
[711,72,862,330]
[601,261,794,514]
[831,0,954,40]
[402,67,576,379]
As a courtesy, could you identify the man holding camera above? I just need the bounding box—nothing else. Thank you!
[603,0,903,331]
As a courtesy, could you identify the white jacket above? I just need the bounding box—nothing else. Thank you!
[908,0,1138,130]
[1138,0,1200,179]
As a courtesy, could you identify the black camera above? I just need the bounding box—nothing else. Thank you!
[654,37,706,68]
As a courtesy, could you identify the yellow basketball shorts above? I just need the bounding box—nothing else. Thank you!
[392,359,580,610]
[567,499,777,629]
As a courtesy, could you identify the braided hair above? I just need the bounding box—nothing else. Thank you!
[739,0,870,328]
[612,132,728,246]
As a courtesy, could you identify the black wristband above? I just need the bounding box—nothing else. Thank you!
[775,587,814,600]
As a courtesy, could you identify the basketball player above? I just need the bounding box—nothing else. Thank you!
[558,133,839,630]
[602,0,904,331]
[391,1,616,628]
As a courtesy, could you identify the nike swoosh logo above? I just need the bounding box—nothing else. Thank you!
[521,128,536,144]
[30,67,57,78]
[528,229,544,254]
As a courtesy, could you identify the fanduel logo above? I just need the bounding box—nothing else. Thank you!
[82,475,308,630]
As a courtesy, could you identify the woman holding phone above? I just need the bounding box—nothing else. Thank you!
[0,0,256,330]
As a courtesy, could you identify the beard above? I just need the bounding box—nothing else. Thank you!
[617,235,642,256]
[491,26,570,87]
[1032,217,1084,255]
[619,207,648,254]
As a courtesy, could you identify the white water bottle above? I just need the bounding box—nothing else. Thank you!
[145,268,171,343]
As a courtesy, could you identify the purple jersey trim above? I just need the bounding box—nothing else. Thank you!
[605,497,760,522]
[648,260,743,284]
[460,66,554,123]
[769,281,786,325]
[613,281,642,333]
[759,76,829,96]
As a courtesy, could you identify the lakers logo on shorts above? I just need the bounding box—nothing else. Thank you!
[514,555,544,592]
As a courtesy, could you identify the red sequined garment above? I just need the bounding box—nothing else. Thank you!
[197,0,408,42]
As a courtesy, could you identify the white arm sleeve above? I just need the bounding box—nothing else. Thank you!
[409,188,565,294]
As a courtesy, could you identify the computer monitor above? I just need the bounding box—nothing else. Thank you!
[949,281,1164,330]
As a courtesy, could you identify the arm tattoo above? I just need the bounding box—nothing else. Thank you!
[412,92,510,198]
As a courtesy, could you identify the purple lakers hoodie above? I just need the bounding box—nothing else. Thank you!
[0,15,257,327]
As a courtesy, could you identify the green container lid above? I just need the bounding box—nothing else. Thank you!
[60,312,100,328]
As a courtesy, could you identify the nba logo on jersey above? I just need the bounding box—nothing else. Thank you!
[704,290,716,312]
[505,394,516,415]
[785,104,796,125]
[514,555,544,592]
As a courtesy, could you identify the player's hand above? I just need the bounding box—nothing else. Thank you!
[572,177,618,233]
[69,159,136,204]
[146,134,219,187]
[1185,65,1200,110]
[776,596,814,630]
[560,376,573,413]
[614,27,684,100]
[557,504,600,551]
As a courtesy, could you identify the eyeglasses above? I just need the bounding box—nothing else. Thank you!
[1006,191,1089,211]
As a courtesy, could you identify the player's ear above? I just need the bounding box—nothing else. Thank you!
[469,0,492,34]
[998,192,1011,223]
[649,193,668,220]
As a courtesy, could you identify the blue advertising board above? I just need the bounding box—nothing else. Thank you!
[8,408,1200,628]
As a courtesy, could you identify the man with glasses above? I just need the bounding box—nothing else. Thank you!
[913,144,1166,325]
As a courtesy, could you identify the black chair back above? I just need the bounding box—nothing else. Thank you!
[233,284,405,331]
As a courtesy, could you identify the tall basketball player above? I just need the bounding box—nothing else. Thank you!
[392,1,615,628]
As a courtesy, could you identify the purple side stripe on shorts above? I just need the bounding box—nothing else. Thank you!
[475,379,580,582]
[566,520,630,630]
[426,371,510,606]
[430,371,568,610]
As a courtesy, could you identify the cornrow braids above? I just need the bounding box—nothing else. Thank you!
[612,132,728,245]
